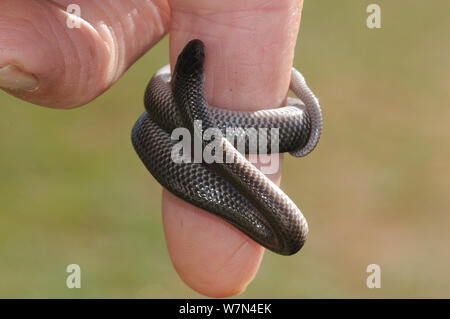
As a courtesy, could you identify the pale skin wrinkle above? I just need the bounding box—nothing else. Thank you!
[0,0,303,297]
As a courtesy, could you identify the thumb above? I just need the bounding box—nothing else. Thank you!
[163,0,303,297]
[0,0,170,108]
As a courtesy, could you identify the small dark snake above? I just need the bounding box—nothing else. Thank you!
[132,40,322,255]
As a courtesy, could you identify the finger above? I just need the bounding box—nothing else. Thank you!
[0,0,170,108]
[163,0,303,297]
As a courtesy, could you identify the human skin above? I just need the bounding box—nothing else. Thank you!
[0,0,303,297]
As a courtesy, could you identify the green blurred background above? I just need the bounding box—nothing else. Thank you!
[0,1,449,298]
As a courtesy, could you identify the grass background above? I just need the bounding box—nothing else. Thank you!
[0,1,449,298]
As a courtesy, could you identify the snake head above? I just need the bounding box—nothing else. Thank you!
[173,39,206,81]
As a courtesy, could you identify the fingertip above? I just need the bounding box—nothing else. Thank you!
[162,191,264,297]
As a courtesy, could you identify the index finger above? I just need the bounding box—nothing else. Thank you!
[164,0,303,297]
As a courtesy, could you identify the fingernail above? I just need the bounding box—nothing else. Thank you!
[0,64,39,91]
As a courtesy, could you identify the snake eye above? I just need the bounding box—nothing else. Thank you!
[174,39,206,77]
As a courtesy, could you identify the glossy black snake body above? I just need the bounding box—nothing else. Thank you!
[131,40,322,255]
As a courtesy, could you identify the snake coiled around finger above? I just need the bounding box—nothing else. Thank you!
[131,39,322,255]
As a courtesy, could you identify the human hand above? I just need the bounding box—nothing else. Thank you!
[0,0,303,297]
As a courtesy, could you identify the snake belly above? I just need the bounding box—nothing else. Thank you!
[131,39,322,255]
